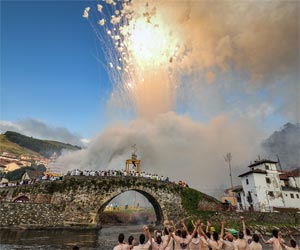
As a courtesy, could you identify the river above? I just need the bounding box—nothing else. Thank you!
[0,225,276,250]
[0,225,145,250]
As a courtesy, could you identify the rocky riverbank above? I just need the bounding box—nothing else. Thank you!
[101,210,156,225]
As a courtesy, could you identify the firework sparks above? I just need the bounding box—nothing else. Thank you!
[83,1,181,118]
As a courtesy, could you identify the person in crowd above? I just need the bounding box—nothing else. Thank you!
[199,221,222,250]
[171,220,183,250]
[162,226,174,250]
[113,233,130,250]
[132,226,152,250]
[249,234,262,250]
[235,230,248,250]
[240,216,252,245]
[279,229,299,250]
[172,219,201,250]
[219,220,237,250]
[260,228,285,250]
[197,223,209,250]
[152,228,172,250]
[128,235,136,250]
[189,219,203,250]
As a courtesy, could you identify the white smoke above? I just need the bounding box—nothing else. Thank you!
[57,112,262,197]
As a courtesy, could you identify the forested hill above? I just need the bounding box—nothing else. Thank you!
[3,131,81,158]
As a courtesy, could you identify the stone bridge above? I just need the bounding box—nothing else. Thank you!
[0,176,221,229]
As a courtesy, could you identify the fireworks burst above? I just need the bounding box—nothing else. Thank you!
[83,0,182,118]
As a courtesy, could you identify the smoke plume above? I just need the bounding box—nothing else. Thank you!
[57,112,262,197]
[262,123,300,169]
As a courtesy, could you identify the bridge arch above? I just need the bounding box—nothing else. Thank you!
[13,195,30,203]
[96,188,164,225]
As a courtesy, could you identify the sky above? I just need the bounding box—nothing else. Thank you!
[1,0,299,197]
[1,1,112,139]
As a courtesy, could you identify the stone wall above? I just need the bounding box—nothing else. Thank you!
[0,202,65,229]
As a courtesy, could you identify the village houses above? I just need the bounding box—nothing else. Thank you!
[222,159,300,212]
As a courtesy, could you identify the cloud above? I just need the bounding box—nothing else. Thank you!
[0,119,85,147]
[56,112,263,197]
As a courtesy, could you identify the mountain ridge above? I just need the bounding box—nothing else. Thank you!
[1,131,81,159]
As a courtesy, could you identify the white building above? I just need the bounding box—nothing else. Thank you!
[236,159,300,212]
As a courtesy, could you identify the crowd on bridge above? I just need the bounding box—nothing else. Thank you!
[0,168,188,189]
[0,173,63,188]
[66,169,173,183]
[66,168,190,187]
[71,216,299,250]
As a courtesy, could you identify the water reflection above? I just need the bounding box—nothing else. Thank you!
[0,225,143,250]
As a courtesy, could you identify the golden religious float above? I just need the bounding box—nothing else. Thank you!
[125,144,141,176]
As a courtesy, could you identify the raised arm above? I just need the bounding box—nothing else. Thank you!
[187,219,201,245]
[240,216,247,237]
[181,219,190,235]
[259,233,270,244]
[278,232,286,246]
[171,220,177,233]
[161,228,172,250]
[206,221,211,234]
[220,220,225,239]
[144,225,152,246]
[154,230,158,243]
[191,220,196,228]
[199,223,209,240]
[287,228,296,241]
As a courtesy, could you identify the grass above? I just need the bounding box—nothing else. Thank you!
[0,134,42,158]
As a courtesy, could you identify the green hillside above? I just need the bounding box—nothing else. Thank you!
[2,131,81,159]
[0,134,42,158]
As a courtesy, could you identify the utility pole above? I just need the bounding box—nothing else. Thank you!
[276,154,283,171]
[224,153,233,189]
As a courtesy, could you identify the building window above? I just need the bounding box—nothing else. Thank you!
[265,165,269,170]
[247,191,253,204]
[296,194,299,199]
[266,177,271,184]
[246,179,249,185]
[290,193,294,199]
[268,191,274,197]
